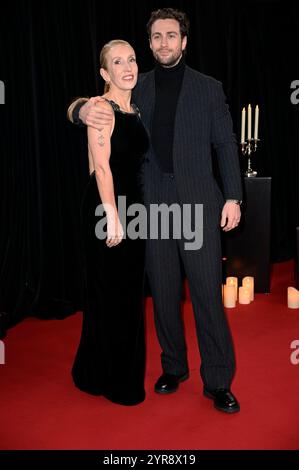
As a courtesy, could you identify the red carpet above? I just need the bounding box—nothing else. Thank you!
[0,261,299,450]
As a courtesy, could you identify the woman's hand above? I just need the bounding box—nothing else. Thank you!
[106,215,124,247]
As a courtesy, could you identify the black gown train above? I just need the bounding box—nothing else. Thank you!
[72,100,149,406]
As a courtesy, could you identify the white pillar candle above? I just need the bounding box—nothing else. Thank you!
[287,287,299,309]
[242,276,254,301]
[226,277,238,301]
[241,107,246,143]
[223,285,236,308]
[239,286,251,304]
[254,105,259,140]
[247,104,252,140]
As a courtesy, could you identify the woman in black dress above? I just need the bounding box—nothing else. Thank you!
[72,40,149,406]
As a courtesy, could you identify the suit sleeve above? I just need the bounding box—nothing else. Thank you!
[211,83,243,201]
[67,97,88,126]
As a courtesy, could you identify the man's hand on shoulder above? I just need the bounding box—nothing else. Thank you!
[80,96,113,130]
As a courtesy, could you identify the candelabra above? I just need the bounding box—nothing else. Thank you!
[241,138,259,177]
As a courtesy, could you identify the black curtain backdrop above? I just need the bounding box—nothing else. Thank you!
[0,0,298,331]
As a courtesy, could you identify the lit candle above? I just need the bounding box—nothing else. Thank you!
[238,286,251,304]
[242,276,254,301]
[241,107,246,143]
[247,104,252,140]
[226,277,238,301]
[223,285,236,308]
[287,287,299,309]
[254,105,259,140]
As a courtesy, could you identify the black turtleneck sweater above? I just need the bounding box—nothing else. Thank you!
[151,58,186,173]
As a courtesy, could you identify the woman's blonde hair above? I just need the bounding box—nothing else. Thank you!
[100,39,133,93]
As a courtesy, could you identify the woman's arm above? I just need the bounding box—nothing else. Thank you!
[87,103,123,247]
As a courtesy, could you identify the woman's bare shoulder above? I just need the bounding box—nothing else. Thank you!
[95,97,114,112]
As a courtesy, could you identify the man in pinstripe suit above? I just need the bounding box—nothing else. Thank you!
[70,8,242,413]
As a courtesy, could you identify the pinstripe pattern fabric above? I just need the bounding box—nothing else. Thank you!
[133,66,241,389]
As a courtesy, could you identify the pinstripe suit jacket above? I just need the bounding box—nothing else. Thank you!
[132,65,242,229]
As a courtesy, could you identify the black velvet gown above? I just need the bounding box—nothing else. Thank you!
[72,100,149,406]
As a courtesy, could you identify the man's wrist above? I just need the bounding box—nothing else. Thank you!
[76,99,89,125]
[67,98,88,126]
[226,199,242,206]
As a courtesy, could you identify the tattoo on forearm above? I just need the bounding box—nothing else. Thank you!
[97,128,104,147]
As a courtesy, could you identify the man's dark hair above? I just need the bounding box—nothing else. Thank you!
[146,8,190,39]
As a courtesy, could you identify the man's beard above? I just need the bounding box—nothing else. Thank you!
[154,50,182,68]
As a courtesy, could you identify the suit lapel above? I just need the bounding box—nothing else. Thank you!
[173,66,192,161]
[137,70,155,133]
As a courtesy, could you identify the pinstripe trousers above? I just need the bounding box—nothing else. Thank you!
[145,173,236,390]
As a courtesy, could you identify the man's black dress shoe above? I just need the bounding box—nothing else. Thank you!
[154,372,189,394]
[204,388,240,413]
